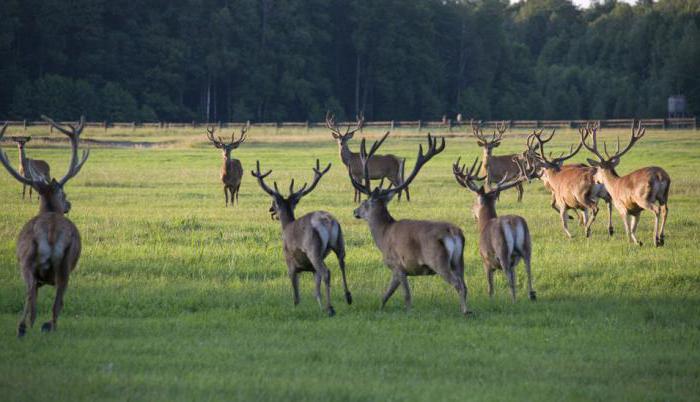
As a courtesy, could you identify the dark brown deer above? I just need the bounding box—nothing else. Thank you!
[0,116,89,337]
[527,127,613,238]
[453,157,536,302]
[10,136,51,200]
[206,125,247,207]
[472,120,525,202]
[580,121,671,246]
[349,132,470,315]
[326,112,407,202]
[251,160,351,316]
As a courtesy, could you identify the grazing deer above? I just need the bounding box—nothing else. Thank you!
[580,121,670,247]
[350,132,470,315]
[326,112,407,202]
[206,126,247,207]
[472,120,525,202]
[10,136,51,200]
[0,116,89,337]
[452,157,536,302]
[251,160,351,316]
[527,127,613,238]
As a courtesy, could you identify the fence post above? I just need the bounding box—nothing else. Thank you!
[23,119,27,132]
[104,121,108,132]
[417,120,422,132]
[305,120,310,132]
[132,122,136,132]
[390,120,395,132]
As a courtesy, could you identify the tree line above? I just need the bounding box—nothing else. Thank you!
[1,0,698,122]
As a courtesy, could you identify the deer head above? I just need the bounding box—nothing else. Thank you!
[471,120,508,155]
[11,136,32,149]
[0,116,89,214]
[326,111,364,147]
[349,132,445,220]
[251,159,332,224]
[580,120,645,172]
[528,128,584,175]
[206,125,247,159]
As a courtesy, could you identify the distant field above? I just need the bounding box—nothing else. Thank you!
[0,127,698,401]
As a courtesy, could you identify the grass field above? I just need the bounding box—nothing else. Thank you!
[0,126,698,401]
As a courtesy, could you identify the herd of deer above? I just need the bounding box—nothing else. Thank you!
[0,113,670,336]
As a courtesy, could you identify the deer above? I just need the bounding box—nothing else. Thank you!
[0,116,89,337]
[471,120,526,202]
[206,125,247,207]
[326,112,407,203]
[452,156,537,302]
[251,159,351,316]
[10,136,51,200]
[349,132,470,316]
[580,121,671,247]
[526,127,614,238]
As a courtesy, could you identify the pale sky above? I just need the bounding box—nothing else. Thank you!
[512,0,637,8]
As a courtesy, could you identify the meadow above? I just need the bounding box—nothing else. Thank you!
[0,125,698,401]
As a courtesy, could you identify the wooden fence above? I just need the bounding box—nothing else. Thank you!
[2,117,696,131]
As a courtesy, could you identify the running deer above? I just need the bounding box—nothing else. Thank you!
[11,136,51,200]
[206,125,247,207]
[0,116,89,337]
[251,159,351,316]
[472,120,525,202]
[452,157,536,302]
[528,127,613,238]
[326,112,407,202]
[580,121,670,247]
[349,132,470,315]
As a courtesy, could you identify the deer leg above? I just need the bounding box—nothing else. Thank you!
[560,205,573,238]
[22,183,27,200]
[334,248,352,305]
[43,277,67,333]
[606,199,614,236]
[223,186,229,207]
[288,267,300,306]
[235,185,240,205]
[398,272,412,311]
[505,268,517,303]
[18,276,37,337]
[322,267,335,317]
[381,272,401,309]
[485,264,495,299]
[659,203,668,246]
[621,212,632,242]
[404,185,410,202]
[630,212,642,246]
[516,182,523,202]
[583,207,597,238]
[524,253,536,301]
[644,203,662,247]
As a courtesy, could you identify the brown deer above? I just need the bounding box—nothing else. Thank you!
[349,132,470,315]
[452,157,536,302]
[471,120,526,202]
[527,127,614,238]
[0,116,89,337]
[10,136,51,200]
[251,159,351,316]
[326,112,407,202]
[580,121,671,247]
[206,125,247,207]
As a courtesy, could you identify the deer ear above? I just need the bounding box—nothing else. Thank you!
[610,157,620,167]
[477,141,485,147]
[346,132,355,140]
[586,158,599,167]
[492,142,500,148]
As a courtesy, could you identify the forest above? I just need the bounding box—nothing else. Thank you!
[1,0,699,122]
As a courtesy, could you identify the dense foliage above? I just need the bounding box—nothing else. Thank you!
[1,0,699,122]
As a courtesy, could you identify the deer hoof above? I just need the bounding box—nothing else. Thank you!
[41,322,53,333]
[608,227,614,236]
[327,306,336,317]
[345,292,353,305]
[463,310,474,317]
[529,291,537,301]
[17,324,26,338]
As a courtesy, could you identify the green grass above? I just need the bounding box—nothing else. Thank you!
[0,127,698,401]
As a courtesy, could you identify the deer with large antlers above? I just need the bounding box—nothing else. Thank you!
[251,160,351,316]
[10,136,51,200]
[206,126,247,207]
[453,157,537,302]
[0,116,89,337]
[350,132,470,315]
[326,112,407,202]
[580,121,670,247]
[527,127,614,238]
[472,120,526,202]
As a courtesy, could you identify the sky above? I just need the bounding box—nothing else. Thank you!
[512,0,638,8]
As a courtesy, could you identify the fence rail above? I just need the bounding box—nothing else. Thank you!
[2,117,696,131]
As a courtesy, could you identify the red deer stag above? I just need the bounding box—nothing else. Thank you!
[350,132,470,315]
[326,112,407,202]
[472,120,525,202]
[0,116,89,337]
[11,136,51,200]
[452,157,537,302]
[251,160,351,316]
[528,127,613,238]
[206,125,247,207]
[580,121,670,247]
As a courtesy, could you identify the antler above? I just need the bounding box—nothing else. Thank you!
[206,125,247,149]
[350,132,445,199]
[531,128,583,166]
[453,156,486,193]
[325,111,364,140]
[604,120,645,160]
[292,159,332,199]
[251,160,282,197]
[471,119,505,145]
[0,123,36,185]
[41,115,89,185]
[251,159,331,200]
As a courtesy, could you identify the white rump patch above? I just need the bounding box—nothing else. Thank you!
[502,221,514,256]
[313,223,330,251]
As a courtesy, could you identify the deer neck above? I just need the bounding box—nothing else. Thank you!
[17,145,26,171]
[476,198,498,233]
[596,168,621,189]
[365,202,396,249]
[339,142,355,166]
[277,204,296,229]
[38,193,65,215]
